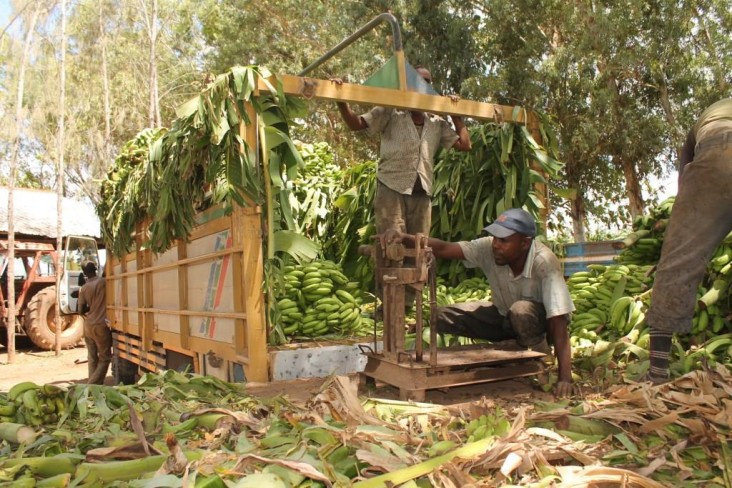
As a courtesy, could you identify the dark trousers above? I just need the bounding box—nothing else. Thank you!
[646,130,732,333]
[84,322,112,385]
[435,300,548,348]
[373,181,431,307]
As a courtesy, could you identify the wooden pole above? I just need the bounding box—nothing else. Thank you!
[55,0,67,356]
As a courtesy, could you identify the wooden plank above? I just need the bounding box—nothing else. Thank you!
[177,240,190,349]
[189,209,233,241]
[259,74,529,124]
[232,206,246,355]
[240,204,268,382]
[361,356,544,398]
[107,245,245,280]
[395,50,407,91]
[114,307,245,320]
[0,240,55,251]
[135,223,146,349]
[143,243,154,351]
[409,346,543,368]
[121,257,130,334]
[187,336,237,362]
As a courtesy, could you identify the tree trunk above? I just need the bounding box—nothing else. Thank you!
[55,0,67,356]
[694,6,728,93]
[657,74,683,163]
[143,0,160,127]
[99,1,112,166]
[570,193,586,243]
[621,156,644,220]
[7,4,41,363]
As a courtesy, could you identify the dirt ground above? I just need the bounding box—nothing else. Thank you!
[0,342,112,392]
[0,341,552,407]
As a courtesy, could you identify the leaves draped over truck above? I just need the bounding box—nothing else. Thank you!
[97,66,307,257]
[98,66,564,280]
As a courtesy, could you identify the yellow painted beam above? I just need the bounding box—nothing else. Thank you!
[259,74,529,124]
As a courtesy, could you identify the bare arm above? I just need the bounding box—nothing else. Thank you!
[547,314,572,396]
[337,102,368,131]
[450,115,471,151]
[399,233,465,260]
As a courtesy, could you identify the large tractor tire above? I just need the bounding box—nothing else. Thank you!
[24,286,84,350]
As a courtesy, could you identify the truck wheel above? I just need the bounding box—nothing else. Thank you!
[112,354,137,385]
[24,286,84,350]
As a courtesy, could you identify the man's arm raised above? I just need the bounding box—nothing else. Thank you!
[337,102,368,131]
[450,115,471,151]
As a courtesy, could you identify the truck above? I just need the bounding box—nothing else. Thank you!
[1,188,101,350]
[61,14,547,385]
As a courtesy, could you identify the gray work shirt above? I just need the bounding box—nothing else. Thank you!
[360,107,459,196]
[77,276,107,327]
[458,237,575,319]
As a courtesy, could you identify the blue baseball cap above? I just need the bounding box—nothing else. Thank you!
[484,209,537,238]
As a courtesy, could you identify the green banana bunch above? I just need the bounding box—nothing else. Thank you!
[616,197,675,265]
[275,260,367,339]
[6,382,67,426]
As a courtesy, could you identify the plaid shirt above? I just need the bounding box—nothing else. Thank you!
[360,107,459,196]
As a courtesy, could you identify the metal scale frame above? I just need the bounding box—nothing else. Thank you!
[358,231,545,401]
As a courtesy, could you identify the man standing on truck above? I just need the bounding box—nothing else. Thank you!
[400,208,575,397]
[336,67,472,308]
[77,261,111,385]
[644,98,732,384]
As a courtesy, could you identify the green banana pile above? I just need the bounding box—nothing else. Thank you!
[1,382,67,427]
[567,196,732,378]
[290,141,347,243]
[567,263,654,343]
[615,196,674,265]
[431,276,492,306]
[277,259,375,338]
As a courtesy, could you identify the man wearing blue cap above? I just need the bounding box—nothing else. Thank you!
[403,208,574,397]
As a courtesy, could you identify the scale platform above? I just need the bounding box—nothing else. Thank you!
[359,343,546,401]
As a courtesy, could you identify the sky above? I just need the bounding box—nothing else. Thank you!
[0,1,10,25]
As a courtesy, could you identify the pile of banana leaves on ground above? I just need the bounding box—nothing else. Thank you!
[1,366,730,487]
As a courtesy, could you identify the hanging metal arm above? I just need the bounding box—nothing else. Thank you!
[298,12,403,77]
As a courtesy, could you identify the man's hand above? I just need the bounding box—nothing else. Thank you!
[447,94,461,104]
[329,77,344,86]
[554,380,573,398]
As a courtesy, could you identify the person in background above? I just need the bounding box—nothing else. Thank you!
[77,261,111,385]
[336,67,471,309]
[644,98,732,383]
[400,208,575,397]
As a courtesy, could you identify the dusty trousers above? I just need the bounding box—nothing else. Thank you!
[373,181,431,307]
[646,130,732,333]
[435,300,548,348]
[84,322,112,385]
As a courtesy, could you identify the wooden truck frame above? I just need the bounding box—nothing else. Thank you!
[79,14,547,384]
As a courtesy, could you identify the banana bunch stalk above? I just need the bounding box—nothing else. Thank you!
[276,260,374,339]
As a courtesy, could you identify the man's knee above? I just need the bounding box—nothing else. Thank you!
[433,306,455,334]
[508,300,546,346]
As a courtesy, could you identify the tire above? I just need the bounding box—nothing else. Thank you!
[112,353,137,385]
[24,286,84,350]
